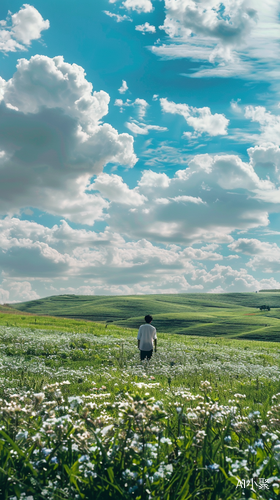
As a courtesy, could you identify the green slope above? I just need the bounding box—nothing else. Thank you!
[11,292,280,341]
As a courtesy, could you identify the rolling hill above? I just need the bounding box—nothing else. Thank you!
[11,292,280,341]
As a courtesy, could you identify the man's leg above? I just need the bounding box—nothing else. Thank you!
[140,350,153,361]
[140,350,146,361]
[146,349,153,360]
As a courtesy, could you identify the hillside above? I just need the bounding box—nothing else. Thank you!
[11,292,280,341]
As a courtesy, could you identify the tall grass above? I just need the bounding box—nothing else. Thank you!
[1,318,280,498]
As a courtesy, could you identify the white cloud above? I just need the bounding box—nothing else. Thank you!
[118,80,129,94]
[6,281,40,302]
[2,216,280,300]
[0,216,238,302]
[160,0,257,50]
[138,170,171,189]
[0,288,9,303]
[89,173,147,206]
[135,22,156,33]
[122,0,153,13]
[230,99,242,114]
[229,238,280,273]
[151,0,280,81]
[11,4,49,45]
[172,195,205,204]
[245,106,280,145]
[160,98,229,136]
[104,11,132,22]
[191,264,260,292]
[114,97,149,118]
[134,98,149,119]
[125,120,168,135]
[106,146,280,244]
[0,4,49,53]
[0,55,137,224]
[143,142,191,167]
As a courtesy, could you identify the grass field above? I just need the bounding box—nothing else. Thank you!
[11,292,280,341]
[1,305,280,499]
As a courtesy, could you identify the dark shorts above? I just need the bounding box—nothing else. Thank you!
[140,349,153,361]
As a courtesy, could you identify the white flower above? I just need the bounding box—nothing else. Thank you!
[160,437,172,445]
[16,431,28,441]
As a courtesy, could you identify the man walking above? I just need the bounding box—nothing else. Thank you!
[137,315,157,361]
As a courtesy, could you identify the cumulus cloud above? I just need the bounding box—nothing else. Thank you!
[0,216,252,302]
[0,4,49,53]
[104,11,132,22]
[138,170,171,189]
[118,80,129,94]
[245,106,280,145]
[160,98,229,136]
[135,22,156,33]
[191,264,260,292]
[0,55,137,224]
[151,0,280,81]
[115,97,149,118]
[106,146,280,244]
[5,281,40,302]
[229,238,280,273]
[160,0,257,48]
[1,216,280,301]
[89,173,147,206]
[122,0,153,13]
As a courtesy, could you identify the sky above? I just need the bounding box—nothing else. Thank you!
[1,0,280,303]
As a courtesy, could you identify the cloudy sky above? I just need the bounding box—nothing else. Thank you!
[1,0,280,302]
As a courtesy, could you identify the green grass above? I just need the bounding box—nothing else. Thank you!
[1,308,280,498]
[1,310,280,498]
[11,292,280,341]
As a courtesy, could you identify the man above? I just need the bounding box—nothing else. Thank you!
[137,314,157,361]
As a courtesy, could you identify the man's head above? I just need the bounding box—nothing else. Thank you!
[145,314,153,323]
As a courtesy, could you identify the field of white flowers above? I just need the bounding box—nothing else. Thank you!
[1,323,280,499]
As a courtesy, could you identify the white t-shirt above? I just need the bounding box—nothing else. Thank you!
[137,323,157,351]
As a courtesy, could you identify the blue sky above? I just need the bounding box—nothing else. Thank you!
[0,0,280,302]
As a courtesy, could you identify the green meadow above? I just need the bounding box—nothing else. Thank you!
[12,292,280,341]
[1,293,280,499]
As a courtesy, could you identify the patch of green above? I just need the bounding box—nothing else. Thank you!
[1,318,280,498]
[10,292,280,341]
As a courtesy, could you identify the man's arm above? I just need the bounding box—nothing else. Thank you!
[154,338,157,352]
[137,327,141,349]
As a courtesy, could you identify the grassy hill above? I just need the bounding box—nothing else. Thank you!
[10,292,280,341]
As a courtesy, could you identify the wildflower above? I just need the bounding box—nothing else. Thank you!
[68,396,84,407]
[160,437,172,445]
[254,439,264,449]
[34,392,45,404]
[101,424,114,436]
[207,463,219,471]
[16,431,28,441]
[186,411,197,419]
[42,448,52,457]
[247,445,257,455]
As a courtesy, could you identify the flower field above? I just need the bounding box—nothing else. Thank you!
[1,317,280,499]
